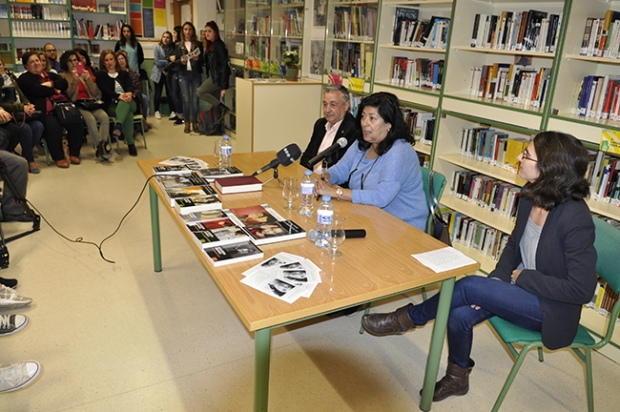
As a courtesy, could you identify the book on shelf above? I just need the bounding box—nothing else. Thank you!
[174,195,222,215]
[572,75,620,120]
[224,204,306,245]
[391,7,419,46]
[332,4,378,41]
[203,241,264,267]
[445,210,510,260]
[214,176,263,194]
[186,218,250,249]
[579,11,620,58]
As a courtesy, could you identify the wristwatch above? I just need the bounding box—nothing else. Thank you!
[336,187,343,200]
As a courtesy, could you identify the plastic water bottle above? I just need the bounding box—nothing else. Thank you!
[314,195,334,248]
[299,170,315,217]
[219,135,232,169]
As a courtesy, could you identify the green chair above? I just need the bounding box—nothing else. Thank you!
[108,114,147,154]
[359,167,447,333]
[40,137,51,166]
[487,216,620,412]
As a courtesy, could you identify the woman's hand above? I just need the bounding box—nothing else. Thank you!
[220,89,226,99]
[120,92,133,103]
[511,269,522,284]
[169,55,176,62]
[23,104,36,116]
[0,108,11,122]
[41,81,53,88]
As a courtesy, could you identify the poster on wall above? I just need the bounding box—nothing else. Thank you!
[314,0,327,27]
[310,40,324,75]
[130,0,167,39]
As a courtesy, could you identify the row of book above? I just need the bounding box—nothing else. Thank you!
[333,5,378,41]
[391,7,450,50]
[450,171,521,220]
[274,9,303,37]
[330,42,372,79]
[12,21,72,38]
[248,37,270,61]
[579,11,620,58]
[8,4,58,20]
[249,14,270,37]
[468,64,551,108]
[589,150,620,204]
[401,108,435,146]
[443,210,510,260]
[586,279,620,320]
[389,56,443,90]
[470,10,561,53]
[152,165,306,267]
[459,127,529,173]
[571,74,620,120]
[71,0,125,13]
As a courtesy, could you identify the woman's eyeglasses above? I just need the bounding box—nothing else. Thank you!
[521,149,538,162]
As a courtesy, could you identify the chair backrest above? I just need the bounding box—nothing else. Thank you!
[593,217,620,293]
[420,167,446,212]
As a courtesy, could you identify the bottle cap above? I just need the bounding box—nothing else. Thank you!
[304,170,312,176]
[223,135,230,140]
[322,195,331,201]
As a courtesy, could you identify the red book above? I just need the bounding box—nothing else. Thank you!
[214,176,263,194]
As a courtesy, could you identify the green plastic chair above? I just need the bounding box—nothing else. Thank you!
[487,216,620,412]
[358,167,447,333]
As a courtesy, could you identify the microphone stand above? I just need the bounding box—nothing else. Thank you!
[261,165,280,186]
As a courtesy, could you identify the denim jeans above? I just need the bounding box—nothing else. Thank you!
[408,276,545,368]
[178,70,202,123]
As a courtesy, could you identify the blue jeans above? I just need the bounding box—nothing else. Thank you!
[408,276,545,368]
[178,71,202,123]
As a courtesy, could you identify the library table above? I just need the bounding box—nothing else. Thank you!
[137,153,480,412]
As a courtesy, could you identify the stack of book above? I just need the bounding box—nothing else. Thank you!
[224,204,306,245]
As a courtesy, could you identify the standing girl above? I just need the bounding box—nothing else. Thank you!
[173,22,203,134]
[151,31,174,119]
[197,21,231,135]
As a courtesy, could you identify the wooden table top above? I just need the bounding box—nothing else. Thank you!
[138,152,480,331]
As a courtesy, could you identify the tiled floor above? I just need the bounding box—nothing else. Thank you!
[1,118,619,411]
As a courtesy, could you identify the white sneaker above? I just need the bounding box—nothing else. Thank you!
[0,314,28,336]
[0,285,32,308]
[155,111,161,119]
[168,111,176,119]
[0,361,41,393]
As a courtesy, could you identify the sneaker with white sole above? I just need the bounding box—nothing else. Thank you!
[0,285,32,309]
[0,314,28,336]
[0,361,42,393]
[155,111,161,119]
[168,111,176,120]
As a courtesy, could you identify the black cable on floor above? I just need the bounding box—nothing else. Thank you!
[25,175,157,264]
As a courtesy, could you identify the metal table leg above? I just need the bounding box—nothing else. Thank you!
[254,328,272,412]
[420,277,455,411]
[149,185,162,272]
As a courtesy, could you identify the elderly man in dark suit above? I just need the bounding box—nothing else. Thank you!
[300,85,360,173]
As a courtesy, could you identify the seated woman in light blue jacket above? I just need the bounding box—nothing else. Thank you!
[150,31,175,119]
[315,92,428,231]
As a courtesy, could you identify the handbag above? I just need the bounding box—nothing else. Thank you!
[75,98,104,111]
[51,98,84,127]
[428,170,452,246]
[13,110,41,123]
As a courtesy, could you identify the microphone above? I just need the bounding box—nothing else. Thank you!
[251,143,302,176]
[308,137,348,167]
[308,229,366,241]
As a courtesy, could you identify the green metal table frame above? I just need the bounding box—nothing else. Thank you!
[148,185,454,412]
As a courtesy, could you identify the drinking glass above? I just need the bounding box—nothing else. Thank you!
[325,216,346,257]
[282,177,299,209]
[213,141,222,170]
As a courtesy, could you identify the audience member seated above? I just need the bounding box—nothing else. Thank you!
[95,50,138,157]
[314,92,428,231]
[115,50,149,132]
[58,50,111,161]
[17,51,85,168]
[0,59,44,174]
[43,43,61,73]
[300,85,360,174]
[74,49,98,79]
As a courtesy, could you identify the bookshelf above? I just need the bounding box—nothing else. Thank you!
[322,0,378,93]
[0,0,127,68]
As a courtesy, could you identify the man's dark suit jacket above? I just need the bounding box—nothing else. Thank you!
[300,111,360,170]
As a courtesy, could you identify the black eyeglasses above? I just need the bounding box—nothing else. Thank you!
[521,149,538,162]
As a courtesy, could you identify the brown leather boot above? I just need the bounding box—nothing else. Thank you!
[184,122,191,134]
[422,361,474,402]
[192,122,200,133]
[361,304,416,336]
